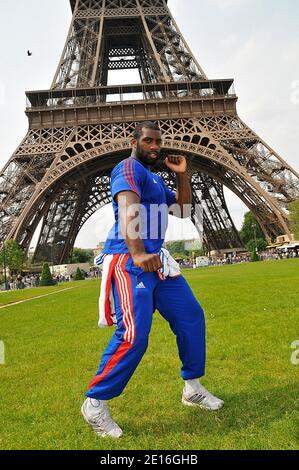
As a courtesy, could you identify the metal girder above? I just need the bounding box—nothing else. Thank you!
[31,158,242,263]
[0,0,298,261]
[52,0,206,89]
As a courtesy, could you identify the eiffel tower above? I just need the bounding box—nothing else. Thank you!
[1,0,298,264]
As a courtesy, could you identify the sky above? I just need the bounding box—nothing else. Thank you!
[0,0,298,248]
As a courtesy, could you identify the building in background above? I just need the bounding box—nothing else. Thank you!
[50,263,90,277]
[93,242,105,258]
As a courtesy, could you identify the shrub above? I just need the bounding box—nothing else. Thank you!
[74,267,84,281]
[40,263,56,286]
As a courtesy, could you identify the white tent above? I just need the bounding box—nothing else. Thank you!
[287,242,299,249]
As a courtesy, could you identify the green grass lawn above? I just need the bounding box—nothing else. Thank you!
[0,283,79,306]
[0,260,298,450]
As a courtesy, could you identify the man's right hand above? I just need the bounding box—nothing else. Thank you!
[132,253,162,273]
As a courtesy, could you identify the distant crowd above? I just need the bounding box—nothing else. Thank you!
[7,274,40,291]
[259,249,299,261]
[178,248,299,269]
[1,269,101,292]
[1,249,298,291]
[209,255,251,267]
[210,249,298,265]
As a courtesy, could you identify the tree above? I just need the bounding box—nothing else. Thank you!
[251,251,259,262]
[289,200,299,239]
[166,241,188,257]
[239,212,265,246]
[246,238,267,254]
[74,267,84,281]
[70,248,93,264]
[0,240,23,275]
[40,263,56,286]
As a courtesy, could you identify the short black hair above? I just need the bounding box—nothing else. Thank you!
[133,121,160,140]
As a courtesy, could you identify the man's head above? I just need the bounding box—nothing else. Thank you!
[132,121,162,167]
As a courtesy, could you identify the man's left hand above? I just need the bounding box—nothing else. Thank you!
[164,155,187,174]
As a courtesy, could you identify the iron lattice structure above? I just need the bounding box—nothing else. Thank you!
[0,0,298,263]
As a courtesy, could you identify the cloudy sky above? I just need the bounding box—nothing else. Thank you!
[0,0,298,247]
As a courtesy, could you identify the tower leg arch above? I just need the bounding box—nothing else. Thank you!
[8,130,291,262]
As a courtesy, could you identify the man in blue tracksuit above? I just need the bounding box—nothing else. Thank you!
[81,121,224,438]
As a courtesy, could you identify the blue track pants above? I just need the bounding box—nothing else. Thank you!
[86,255,206,400]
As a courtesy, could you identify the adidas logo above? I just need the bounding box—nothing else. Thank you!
[136,282,146,289]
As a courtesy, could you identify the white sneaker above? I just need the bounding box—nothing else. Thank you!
[182,384,224,411]
[81,398,123,438]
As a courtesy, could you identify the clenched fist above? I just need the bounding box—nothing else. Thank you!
[164,155,187,174]
[132,253,162,273]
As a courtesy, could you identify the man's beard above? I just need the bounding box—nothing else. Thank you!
[136,143,161,167]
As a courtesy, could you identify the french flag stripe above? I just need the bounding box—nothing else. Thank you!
[118,255,135,344]
[123,159,140,197]
[114,255,132,343]
[104,255,120,326]
[88,340,132,390]
[88,254,135,390]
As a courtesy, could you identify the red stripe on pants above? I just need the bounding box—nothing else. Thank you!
[88,254,135,390]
